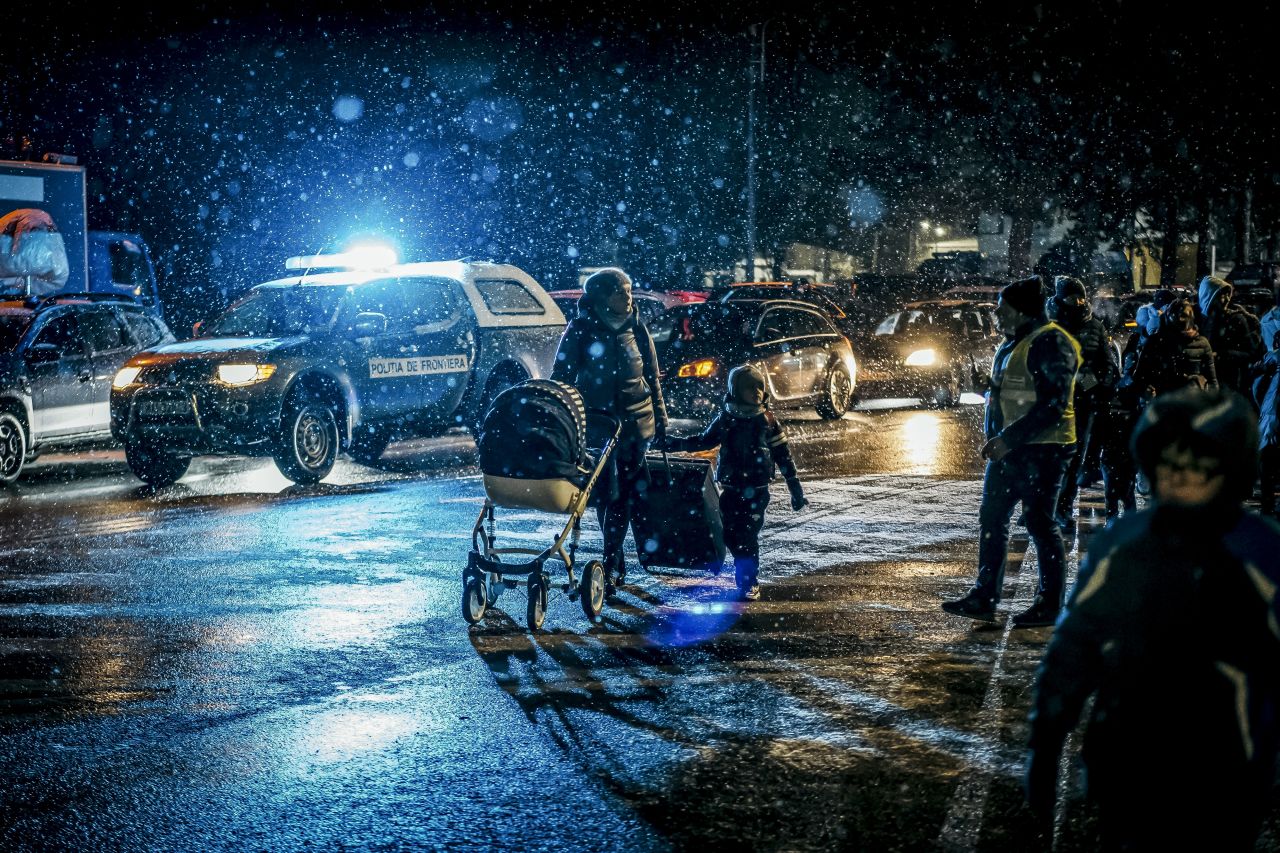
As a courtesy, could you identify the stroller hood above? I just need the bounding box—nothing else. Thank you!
[478,379,588,481]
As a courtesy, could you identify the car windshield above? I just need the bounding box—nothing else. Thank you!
[208,286,348,337]
[875,308,969,337]
[0,315,31,352]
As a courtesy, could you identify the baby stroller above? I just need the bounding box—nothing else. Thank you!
[465,379,620,630]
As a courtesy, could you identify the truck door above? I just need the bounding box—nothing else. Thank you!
[24,311,95,438]
[78,307,135,430]
[344,279,433,423]
[401,277,474,417]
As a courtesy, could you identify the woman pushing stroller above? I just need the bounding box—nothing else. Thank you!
[552,268,668,593]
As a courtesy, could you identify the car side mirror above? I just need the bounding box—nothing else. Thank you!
[352,312,388,338]
[192,320,204,338]
[26,343,61,364]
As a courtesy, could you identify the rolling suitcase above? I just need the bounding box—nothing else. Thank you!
[632,452,727,571]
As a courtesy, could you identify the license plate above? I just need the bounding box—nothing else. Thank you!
[139,399,193,417]
[859,370,894,382]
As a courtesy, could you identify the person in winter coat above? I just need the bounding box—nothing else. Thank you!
[552,267,668,590]
[1047,277,1119,529]
[1253,329,1280,517]
[1197,275,1263,396]
[942,277,1081,628]
[1025,387,1280,852]
[1130,297,1217,399]
[1259,285,1280,363]
[660,364,808,600]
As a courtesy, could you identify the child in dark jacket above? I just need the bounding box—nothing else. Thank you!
[662,364,808,600]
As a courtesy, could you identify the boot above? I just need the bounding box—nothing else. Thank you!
[1011,595,1061,628]
[941,592,997,622]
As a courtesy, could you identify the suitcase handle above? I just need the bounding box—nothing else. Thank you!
[662,450,673,488]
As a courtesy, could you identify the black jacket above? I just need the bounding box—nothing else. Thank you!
[1048,310,1118,399]
[668,405,798,489]
[1131,326,1217,397]
[552,301,668,441]
[1028,506,1280,816]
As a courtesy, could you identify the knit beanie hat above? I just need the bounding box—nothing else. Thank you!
[1000,277,1046,318]
[582,268,631,303]
[1053,276,1087,301]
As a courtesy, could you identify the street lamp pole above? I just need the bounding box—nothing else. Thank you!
[745,20,769,284]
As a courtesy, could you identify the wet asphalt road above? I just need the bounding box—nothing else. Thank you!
[0,398,1276,852]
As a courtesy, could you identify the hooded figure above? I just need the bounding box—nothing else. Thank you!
[1026,387,1280,852]
[662,363,806,599]
[1197,275,1263,395]
[1131,297,1217,398]
[552,267,668,588]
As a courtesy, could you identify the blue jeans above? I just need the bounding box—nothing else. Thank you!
[972,443,1073,606]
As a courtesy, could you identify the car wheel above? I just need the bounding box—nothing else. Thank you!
[124,439,192,488]
[0,412,26,485]
[274,391,339,484]
[816,362,853,420]
[347,423,391,466]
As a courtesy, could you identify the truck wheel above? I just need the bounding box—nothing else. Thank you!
[124,439,191,488]
[816,363,853,420]
[347,424,391,466]
[0,412,26,486]
[274,391,339,484]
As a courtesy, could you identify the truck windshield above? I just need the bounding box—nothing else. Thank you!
[0,316,31,353]
[208,287,348,337]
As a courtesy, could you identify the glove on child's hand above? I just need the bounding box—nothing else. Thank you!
[787,479,809,511]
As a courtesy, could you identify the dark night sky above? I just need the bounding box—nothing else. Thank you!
[3,2,1278,326]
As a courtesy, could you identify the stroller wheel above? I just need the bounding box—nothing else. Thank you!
[579,560,605,622]
[526,572,547,631]
[462,575,487,624]
[486,571,502,606]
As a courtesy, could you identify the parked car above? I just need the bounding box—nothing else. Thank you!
[660,298,856,421]
[0,292,174,483]
[111,261,564,487]
[855,299,997,407]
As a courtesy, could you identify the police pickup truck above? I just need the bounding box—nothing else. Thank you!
[110,261,565,486]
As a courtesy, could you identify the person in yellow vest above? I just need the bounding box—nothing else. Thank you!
[943,277,1083,628]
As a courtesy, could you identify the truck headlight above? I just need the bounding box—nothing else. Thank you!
[217,364,277,386]
[904,348,937,367]
[112,366,142,389]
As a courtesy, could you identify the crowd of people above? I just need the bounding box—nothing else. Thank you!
[941,273,1280,850]
[552,266,1279,850]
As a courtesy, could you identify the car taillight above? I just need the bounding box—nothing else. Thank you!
[677,358,720,379]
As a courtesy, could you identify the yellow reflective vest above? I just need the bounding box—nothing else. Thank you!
[996,322,1082,445]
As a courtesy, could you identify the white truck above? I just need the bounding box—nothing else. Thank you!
[0,158,162,315]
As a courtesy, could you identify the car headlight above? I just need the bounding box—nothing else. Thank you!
[112,366,142,389]
[904,348,938,367]
[217,363,277,386]
[676,358,720,379]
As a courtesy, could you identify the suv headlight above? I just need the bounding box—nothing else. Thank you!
[217,364,277,386]
[112,366,142,389]
[904,348,937,367]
